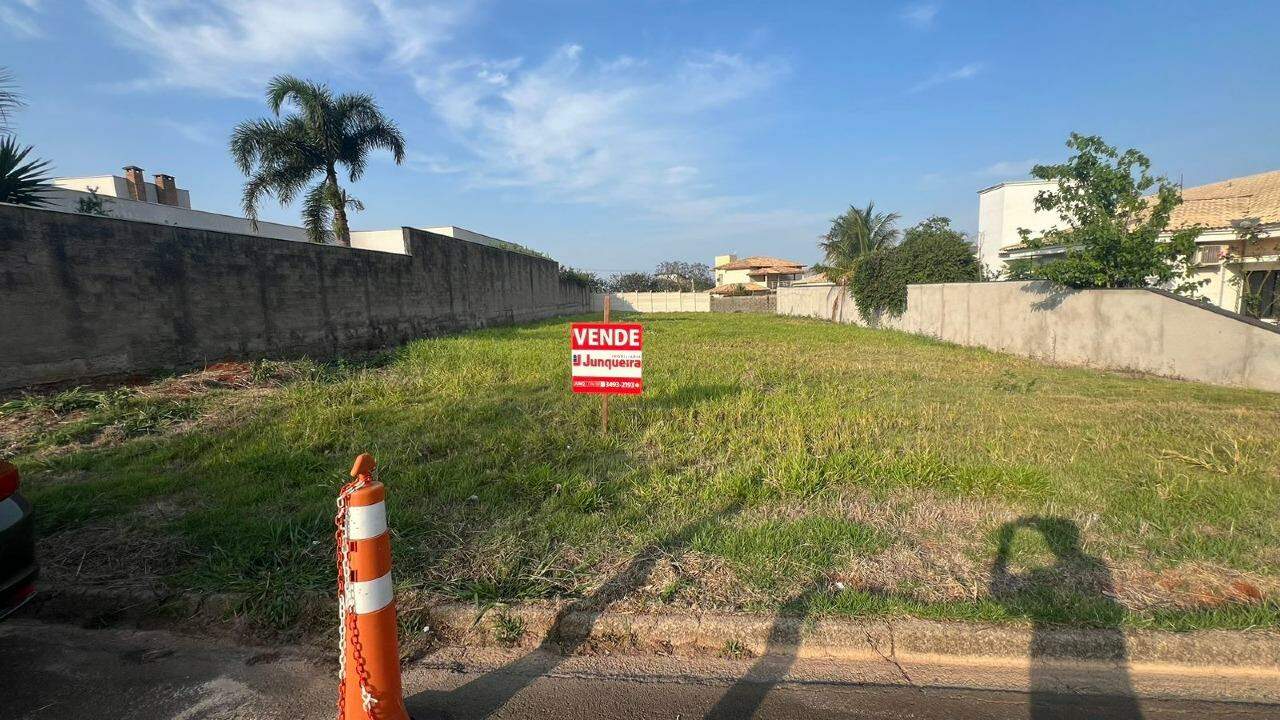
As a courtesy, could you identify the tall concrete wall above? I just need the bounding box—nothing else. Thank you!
[0,204,590,388]
[592,292,711,312]
[777,281,1280,393]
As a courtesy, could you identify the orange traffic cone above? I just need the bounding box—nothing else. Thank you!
[335,454,411,720]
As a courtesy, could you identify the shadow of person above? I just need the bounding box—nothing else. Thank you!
[703,589,819,720]
[989,516,1143,719]
[405,499,744,720]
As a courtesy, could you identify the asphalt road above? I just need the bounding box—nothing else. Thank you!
[2,620,1276,720]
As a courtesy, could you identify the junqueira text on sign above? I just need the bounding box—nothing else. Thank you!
[570,322,643,395]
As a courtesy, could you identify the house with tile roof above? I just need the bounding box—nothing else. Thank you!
[710,254,806,295]
[979,170,1280,319]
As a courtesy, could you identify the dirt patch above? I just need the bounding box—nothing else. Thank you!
[37,494,200,593]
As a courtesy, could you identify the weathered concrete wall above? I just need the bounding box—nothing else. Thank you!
[711,295,776,314]
[591,292,710,313]
[0,204,590,388]
[777,281,1280,393]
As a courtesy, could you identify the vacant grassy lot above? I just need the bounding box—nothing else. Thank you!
[7,314,1279,632]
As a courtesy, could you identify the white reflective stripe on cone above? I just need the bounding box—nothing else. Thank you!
[347,572,394,614]
[346,501,388,541]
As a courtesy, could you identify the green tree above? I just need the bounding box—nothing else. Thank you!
[654,260,714,291]
[814,202,901,285]
[76,186,113,216]
[0,135,52,207]
[608,272,662,292]
[559,267,606,292]
[850,216,980,318]
[230,75,406,245]
[1017,133,1202,293]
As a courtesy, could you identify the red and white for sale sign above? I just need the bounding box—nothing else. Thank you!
[570,322,643,395]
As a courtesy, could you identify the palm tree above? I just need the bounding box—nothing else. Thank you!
[814,202,901,284]
[0,67,22,135]
[0,135,52,206]
[230,75,406,245]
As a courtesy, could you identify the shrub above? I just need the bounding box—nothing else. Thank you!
[850,216,980,319]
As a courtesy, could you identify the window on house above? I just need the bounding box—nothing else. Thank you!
[1243,270,1279,319]
[1196,245,1224,265]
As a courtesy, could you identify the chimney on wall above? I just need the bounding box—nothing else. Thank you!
[123,166,147,201]
[154,173,179,206]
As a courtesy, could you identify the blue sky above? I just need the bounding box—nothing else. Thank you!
[4,1,1279,273]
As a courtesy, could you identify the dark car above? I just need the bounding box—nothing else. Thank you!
[0,461,36,619]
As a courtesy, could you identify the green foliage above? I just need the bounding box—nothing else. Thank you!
[607,271,662,292]
[1016,133,1204,293]
[654,260,714,291]
[849,216,980,318]
[814,202,901,285]
[0,135,52,207]
[603,262,714,293]
[230,75,406,245]
[559,266,606,292]
[492,613,526,646]
[75,186,113,216]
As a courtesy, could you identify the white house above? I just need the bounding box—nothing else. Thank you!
[42,166,547,260]
[711,254,806,294]
[978,170,1280,319]
[975,180,1060,273]
[48,166,312,243]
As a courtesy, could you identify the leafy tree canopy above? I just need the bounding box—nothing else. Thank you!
[654,260,713,291]
[607,272,663,293]
[850,216,980,319]
[559,267,606,292]
[1017,133,1202,293]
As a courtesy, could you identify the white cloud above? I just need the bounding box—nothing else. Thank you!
[901,3,938,29]
[977,159,1040,178]
[0,0,44,37]
[157,118,221,146]
[413,43,787,218]
[402,150,465,174]
[909,61,983,93]
[372,0,473,66]
[88,0,470,96]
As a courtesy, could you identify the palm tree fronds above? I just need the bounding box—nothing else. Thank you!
[0,135,53,207]
[232,74,406,246]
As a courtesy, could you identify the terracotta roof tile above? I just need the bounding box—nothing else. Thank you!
[709,282,770,295]
[716,255,805,270]
[792,272,832,285]
[1166,170,1280,230]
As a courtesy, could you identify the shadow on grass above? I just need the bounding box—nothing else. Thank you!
[404,499,744,719]
[990,516,1144,720]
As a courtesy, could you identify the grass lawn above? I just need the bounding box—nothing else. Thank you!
[6,313,1279,633]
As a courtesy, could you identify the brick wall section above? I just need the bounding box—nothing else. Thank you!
[0,205,590,388]
[710,295,776,314]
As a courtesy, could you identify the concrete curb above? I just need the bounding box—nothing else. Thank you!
[421,601,1280,703]
[27,586,1280,703]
